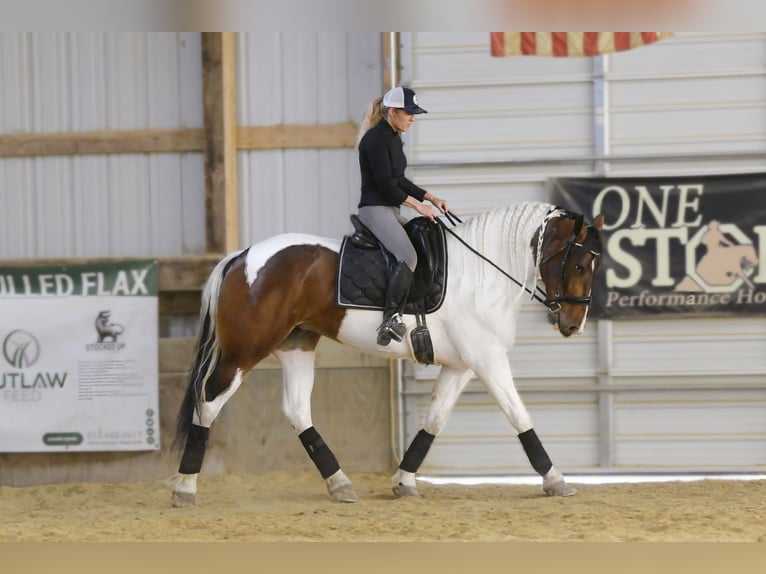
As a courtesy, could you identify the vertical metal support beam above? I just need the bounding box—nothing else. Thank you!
[597,319,615,469]
[382,31,404,462]
[593,54,615,469]
[593,55,611,173]
[202,32,239,254]
[383,32,400,90]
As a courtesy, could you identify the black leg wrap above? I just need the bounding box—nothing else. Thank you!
[179,424,210,475]
[299,426,341,479]
[518,428,553,476]
[399,429,435,473]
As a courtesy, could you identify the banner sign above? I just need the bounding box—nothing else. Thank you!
[0,260,160,452]
[547,173,765,318]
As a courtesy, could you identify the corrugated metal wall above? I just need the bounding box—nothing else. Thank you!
[1,32,383,258]
[235,32,382,245]
[0,32,205,258]
[399,32,766,474]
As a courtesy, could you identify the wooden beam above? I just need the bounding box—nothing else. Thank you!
[202,32,239,255]
[0,128,204,158]
[158,291,202,315]
[156,256,220,291]
[0,123,359,158]
[237,122,357,149]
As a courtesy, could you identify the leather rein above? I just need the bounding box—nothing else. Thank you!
[436,208,602,315]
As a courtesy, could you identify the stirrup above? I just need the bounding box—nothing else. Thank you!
[376,313,406,346]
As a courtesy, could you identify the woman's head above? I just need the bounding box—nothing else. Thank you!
[383,86,427,133]
[382,86,427,115]
[357,87,427,145]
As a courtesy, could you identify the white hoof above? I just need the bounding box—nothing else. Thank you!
[543,478,576,497]
[164,473,198,507]
[328,483,358,503]
[171,490,197,507]
[392,482,421,498]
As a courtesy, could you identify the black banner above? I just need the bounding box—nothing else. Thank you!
[547,173,765,318]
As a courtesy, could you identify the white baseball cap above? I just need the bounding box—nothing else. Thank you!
[382,86,427,114]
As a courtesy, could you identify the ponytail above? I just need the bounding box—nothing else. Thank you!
[356,96,386,147]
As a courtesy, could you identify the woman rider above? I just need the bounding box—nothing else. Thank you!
[356,86,448,346]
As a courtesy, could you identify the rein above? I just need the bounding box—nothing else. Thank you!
[436,209,596,313]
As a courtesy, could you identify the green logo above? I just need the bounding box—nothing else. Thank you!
[3,330,40,368]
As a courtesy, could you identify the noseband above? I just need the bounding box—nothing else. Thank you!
[536,210,602,314]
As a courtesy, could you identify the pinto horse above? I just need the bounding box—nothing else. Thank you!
[166,201,604,506]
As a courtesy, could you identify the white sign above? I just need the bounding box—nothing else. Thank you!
[0,261,159,452]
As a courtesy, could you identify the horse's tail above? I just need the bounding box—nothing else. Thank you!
[173,249,245,451]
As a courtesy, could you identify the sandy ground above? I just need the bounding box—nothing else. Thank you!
[1,471,764,542]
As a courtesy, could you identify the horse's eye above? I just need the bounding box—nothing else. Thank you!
[575,264,585,273]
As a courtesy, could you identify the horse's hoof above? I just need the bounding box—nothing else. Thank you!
[543,479,576,497]
[172,491,197,508]
[392,483,421,498]
[328,484,358,503]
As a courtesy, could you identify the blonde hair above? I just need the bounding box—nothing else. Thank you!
[356,96,387,147]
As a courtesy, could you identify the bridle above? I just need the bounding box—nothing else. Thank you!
[535,209,602,314]
[438,208,601,315]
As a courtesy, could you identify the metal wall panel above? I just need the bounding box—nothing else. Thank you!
[403,32,594,166]
[235,32,383,246]
[0,32,205,258]
[608,33,766,158]
[614,390,766,470]
[400,32,766,475]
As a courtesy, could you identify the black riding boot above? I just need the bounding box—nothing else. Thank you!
[377,261,414,346]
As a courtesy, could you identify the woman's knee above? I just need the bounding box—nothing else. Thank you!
[403,251,418,273]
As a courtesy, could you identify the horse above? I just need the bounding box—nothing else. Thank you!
[165,201,604,507]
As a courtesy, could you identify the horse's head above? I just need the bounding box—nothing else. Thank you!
[534,210,604,337]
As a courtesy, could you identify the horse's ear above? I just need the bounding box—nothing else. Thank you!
[591,214,605,231]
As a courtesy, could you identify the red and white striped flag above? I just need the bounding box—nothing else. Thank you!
[490,32,673,57]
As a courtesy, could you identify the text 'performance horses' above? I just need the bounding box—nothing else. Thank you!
[167,202,604,506]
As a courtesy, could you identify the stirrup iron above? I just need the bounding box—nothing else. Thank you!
[376,313,406,346]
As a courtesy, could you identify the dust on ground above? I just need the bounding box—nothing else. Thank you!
[1,471,764,542]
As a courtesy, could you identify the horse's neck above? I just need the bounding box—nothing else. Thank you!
[454,202,552,289]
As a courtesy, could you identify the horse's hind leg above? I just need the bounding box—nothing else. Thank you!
[392,366,473,498]
[168,360,244,507]
[274,332,357,503]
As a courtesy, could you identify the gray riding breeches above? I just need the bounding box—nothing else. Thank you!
[357,205,418,272]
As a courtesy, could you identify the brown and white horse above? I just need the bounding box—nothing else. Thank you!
[166,201,604,506]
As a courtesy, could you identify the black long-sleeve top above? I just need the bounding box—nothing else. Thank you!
[357,118,427,208]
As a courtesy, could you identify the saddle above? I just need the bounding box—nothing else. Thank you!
[336,215,448,364]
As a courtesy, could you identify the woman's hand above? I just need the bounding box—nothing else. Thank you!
[424,192,448,214]
[403,195,439,220]
[415,202,439,221]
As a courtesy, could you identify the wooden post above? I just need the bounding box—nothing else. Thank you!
[201,32,239,255]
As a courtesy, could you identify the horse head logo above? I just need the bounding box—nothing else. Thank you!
[95,310,125,343]
[675,220,758,293]
[3,329,41,368]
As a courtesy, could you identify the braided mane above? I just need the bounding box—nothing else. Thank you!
[452,202,560,301]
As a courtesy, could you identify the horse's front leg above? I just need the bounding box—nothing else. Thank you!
[469,346,576,497]
[275,346,357,503]
[392,366,473,498]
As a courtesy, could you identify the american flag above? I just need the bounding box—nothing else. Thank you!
[490,32,673,57]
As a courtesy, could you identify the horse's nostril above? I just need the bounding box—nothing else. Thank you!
[567,325,579,335]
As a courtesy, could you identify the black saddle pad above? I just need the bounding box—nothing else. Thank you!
[336,217,447,314]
